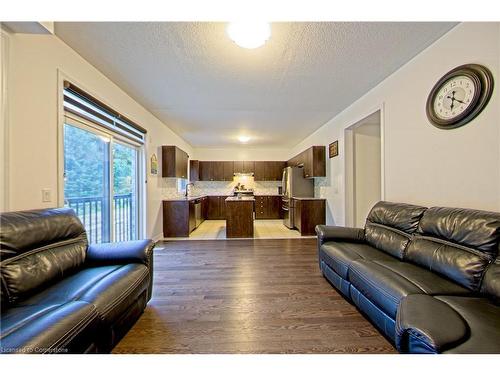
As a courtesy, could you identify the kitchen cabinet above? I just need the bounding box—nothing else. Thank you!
[207,195,229,219]
[254,161,286,181]
[201,196,209,219]
[255,195,281,219]
[234,161,255,174]
[161,145,189,179]
[293,198,326,236]
[287,146,326,178]
[197,160,285,181]
[163,200,191,237]
[226,197,254,238]
[199,161,226,181]
[190,160,199,182]
[223,161,234,181]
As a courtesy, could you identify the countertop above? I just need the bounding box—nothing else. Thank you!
[291,197,326,201]
[163,194,282,202]
[225,196,256,202]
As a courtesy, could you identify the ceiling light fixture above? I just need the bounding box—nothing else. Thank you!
[238,135,251,143]
[227,22,271,49]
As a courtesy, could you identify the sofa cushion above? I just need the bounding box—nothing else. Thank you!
[481,260,500,304]
[406,237,491,292]
[16,264,149,324]
[0,301,99,354]
[436,296,500,354]
[364,201,427,259]
[0,208,88,305]
[349,259,470,319]
[417,206,500,258]
[320,242,395,279]
[405,206,500,292]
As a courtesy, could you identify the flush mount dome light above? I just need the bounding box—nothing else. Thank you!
[238,135,251,143]
[227,22,271,49]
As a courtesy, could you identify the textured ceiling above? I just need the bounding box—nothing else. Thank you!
[55,22,456,148]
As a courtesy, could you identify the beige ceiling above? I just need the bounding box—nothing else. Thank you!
[55,22,456,148]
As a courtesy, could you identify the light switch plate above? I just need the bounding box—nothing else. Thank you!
[42,188,52,202]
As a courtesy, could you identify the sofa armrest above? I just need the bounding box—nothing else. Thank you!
[395,294,469,354]
[315,225,365,246]
[86,239,155,267]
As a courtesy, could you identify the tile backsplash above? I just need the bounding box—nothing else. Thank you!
[160,177,282,199]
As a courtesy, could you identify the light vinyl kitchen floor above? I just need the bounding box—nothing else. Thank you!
[165,220,309,240]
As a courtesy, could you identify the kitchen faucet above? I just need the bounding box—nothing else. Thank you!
[185,182,194,197]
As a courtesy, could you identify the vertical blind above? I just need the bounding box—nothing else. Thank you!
[63,81,146,144]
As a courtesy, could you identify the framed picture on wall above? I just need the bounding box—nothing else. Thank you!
[150,153,158,175]
[329,141,338,158]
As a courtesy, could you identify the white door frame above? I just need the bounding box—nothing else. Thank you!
[343,104,386,227]
[57,70,146,240]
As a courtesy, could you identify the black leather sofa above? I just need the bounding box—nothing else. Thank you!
[0,207,155,354]
[316,201,500,353]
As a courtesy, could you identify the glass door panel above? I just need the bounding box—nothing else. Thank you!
[64,123,111,243]
[112,142,139,241]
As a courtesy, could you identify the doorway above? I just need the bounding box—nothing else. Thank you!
[345,110,382,227]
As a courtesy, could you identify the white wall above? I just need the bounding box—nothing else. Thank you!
[193,147,289,161]
[291,23,500,225]
[352,122,381,227]
[5,32,193,240]
[0,28,9,212]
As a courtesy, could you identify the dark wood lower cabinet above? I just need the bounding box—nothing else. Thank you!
[225,198,254,238]
[255,195,281,219]
[207,196,229,219]
[163,200,191,237]
[293,198,326,236]
[201,196,209,219]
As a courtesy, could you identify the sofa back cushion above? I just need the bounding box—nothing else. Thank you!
[405,206,500,291]
[0,208,88,306]
[481,260,500,304]
[364,201,427,259]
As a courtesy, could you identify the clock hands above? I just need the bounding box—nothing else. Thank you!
[446,90,465,110]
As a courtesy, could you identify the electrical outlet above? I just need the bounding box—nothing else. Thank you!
[42,189,52,202]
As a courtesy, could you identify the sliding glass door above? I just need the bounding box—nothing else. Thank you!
[63,119,141,243]
[113,141,139,242]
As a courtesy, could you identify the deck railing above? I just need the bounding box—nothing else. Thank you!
[65,193,134,243]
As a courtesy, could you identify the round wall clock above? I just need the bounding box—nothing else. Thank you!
[426,64,494,129]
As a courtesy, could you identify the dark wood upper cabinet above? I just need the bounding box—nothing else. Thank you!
[276,161,286,180]
[223,161,234,181]
[254,161,266,181]
[212,161,224,181]
[234,160,254,174]
[287,146,326,178]
[196,160,285,181]
[162,145,189,179]
[243,161,255,174]
[199,161,212,181]
[254,161,285,181]
[233,161,244,174]
[189,160,199,182]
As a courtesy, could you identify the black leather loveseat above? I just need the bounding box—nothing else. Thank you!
[316,201,500,353]
[0,207,155,354]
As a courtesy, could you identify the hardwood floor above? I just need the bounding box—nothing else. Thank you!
[113,239,395,353]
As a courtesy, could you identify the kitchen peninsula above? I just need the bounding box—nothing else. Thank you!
[225,196,255,238]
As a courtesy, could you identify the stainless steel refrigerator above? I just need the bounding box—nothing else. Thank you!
[281,166,314,228]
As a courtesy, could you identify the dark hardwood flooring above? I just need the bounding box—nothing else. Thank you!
[113,239,395,353]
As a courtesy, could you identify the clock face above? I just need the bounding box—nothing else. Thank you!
[432,75,476,120]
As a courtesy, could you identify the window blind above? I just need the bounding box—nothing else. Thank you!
[63,81,146,144]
